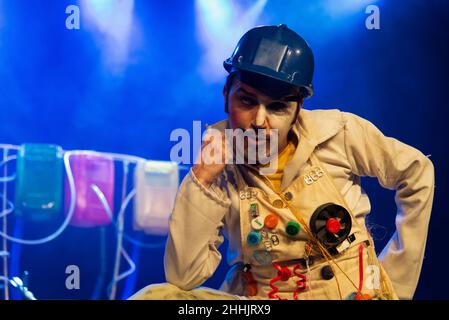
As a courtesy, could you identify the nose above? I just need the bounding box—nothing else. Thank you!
[253,105,269,129]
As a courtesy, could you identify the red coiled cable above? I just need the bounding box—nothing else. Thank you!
[268,263,307,300]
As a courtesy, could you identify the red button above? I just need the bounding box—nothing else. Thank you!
[325,218,341,234]
[264,214,279,229]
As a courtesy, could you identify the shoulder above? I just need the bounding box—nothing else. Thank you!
[300,108,344,123]
[298,108,347,144]
[303,108,382,136]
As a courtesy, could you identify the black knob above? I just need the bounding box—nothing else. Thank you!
[321,265,334,280]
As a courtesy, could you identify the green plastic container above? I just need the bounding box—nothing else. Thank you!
[14,143,64,221]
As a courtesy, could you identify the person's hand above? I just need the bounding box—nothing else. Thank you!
[192,132,230,188]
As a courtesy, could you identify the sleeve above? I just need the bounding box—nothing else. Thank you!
[342,111,435,300]
[164,168,231,291]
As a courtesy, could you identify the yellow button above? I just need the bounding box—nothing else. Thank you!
[272,199,284,208]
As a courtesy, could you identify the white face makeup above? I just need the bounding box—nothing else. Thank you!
[225,78,300,164]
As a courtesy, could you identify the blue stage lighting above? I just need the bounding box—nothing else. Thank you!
[323,0,379,17]
[81,0,136,73]
[195,0,267,82]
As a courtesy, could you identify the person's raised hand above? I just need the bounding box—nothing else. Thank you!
[192,131,230,188]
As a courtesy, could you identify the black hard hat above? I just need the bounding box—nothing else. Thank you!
[224,24,314,98]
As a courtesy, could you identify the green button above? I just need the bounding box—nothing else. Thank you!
[286,221,300,236]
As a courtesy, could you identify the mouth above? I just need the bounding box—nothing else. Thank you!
[237,128,271,145]
[246,136,270,146]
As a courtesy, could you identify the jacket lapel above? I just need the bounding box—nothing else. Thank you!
[281,108,346,191]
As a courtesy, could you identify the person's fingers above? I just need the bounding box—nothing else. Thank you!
[198,131,234,166]
[222,134,235,164]
[221,136,231,164]
[202,135,214,146]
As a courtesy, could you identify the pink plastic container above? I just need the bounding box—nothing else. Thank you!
[64,153,115,227]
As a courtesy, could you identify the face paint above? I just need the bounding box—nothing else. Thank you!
[226,79,300,166]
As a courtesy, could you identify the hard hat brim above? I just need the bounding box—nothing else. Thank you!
[224,62,314,98]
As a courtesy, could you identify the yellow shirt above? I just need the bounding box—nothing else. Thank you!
[265,139,297,192]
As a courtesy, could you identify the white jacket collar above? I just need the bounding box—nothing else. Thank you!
[209,108,346,191]
[282,108,345,190]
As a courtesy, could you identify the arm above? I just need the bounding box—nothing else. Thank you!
[164,169,231,291]
[342,112,435,300]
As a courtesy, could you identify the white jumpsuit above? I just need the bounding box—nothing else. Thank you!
[131,108,434,300]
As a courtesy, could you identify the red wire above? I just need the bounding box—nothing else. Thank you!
[358,243,364,293]
[268,275,283,299]
[293,264,307,300]
[268,263,307,300]
[268,264,291,300]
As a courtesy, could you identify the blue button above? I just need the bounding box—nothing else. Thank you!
[247,231,262,246]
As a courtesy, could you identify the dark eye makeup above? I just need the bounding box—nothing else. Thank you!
[239,96,257,106]
[236,90,292,114]
[267,102,288,111]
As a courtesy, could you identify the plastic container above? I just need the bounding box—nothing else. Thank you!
[64,152,114,227]
[14,144,64,221]
[133,160,179,235]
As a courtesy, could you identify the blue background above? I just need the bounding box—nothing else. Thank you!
[0,0,448,299]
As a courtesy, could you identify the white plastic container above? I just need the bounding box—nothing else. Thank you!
[133,160,179,235]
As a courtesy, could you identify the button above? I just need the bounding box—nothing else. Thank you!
[264,214,279,229]
[320,265,334,280]
[285,221,300,236]
[251,217,264,230]
[247,231,262,246]
[284,192,293,201]
[253,250,272,266]
[249,203,259,217]
[325,218,341,234]
[272,199,284,208]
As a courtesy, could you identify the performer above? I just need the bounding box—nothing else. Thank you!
[131,24,434,300]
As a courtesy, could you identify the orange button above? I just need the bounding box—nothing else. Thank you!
[264,214,279,229]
